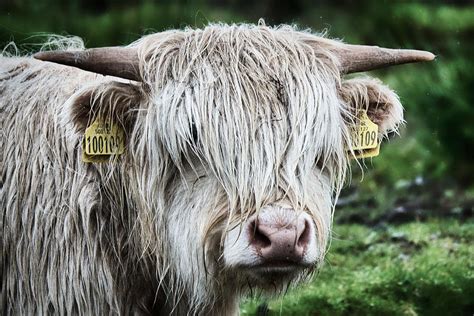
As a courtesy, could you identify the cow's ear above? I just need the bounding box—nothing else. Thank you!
[339,77,404,137]
[67,81,143,134]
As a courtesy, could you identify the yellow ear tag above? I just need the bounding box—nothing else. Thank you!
[349,110,380,159]
[82,117,125,163]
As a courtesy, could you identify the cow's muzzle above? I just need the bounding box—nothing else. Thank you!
[223,204,319,282]
[248,208,311,265]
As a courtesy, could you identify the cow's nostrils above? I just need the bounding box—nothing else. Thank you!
[248,208,313,266]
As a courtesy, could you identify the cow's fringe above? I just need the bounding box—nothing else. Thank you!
[130,23,351,312]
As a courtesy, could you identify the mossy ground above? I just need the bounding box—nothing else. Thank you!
[240,220,474,316]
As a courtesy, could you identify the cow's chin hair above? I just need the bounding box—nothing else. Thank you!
[232,265,317,296]
[200,232,313,300]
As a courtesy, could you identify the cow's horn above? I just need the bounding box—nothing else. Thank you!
[34,47,141,81]
[332,43,435,74]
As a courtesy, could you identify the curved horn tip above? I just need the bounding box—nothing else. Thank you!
[34,51,56,61]
[414,50,436,61]
[425,51,436,61]
[33,51,79,63]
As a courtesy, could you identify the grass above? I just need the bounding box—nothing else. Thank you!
[240,219,474,316]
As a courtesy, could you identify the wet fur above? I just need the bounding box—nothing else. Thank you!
[1,23,403,315]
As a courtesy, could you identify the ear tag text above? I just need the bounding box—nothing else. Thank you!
[82,117,125,163]
[349,110,380,159]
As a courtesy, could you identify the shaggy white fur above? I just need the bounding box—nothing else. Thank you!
[1,23,403,315]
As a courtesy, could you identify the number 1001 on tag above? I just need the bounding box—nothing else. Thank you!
[83,134,123,155]
[83,119,125,156]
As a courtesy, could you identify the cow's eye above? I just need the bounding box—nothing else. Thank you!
[191,122,198,144]
[315,158,325,170]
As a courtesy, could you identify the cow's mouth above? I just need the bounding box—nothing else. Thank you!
[236,262,313,287]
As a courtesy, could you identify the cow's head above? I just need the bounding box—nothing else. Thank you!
[35,24,433,312]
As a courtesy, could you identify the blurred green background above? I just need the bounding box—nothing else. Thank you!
[1,0,473,315]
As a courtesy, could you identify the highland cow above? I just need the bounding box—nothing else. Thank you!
[0,23,434,315]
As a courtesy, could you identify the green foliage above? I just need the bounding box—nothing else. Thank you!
[300,3,474,218]
[0,3,243,48]
[241,220,474,316]
[300,2,474,186]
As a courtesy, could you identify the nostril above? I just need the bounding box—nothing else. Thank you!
[297,219,311,249]
[243,209,315,266]
[249,220,271,249]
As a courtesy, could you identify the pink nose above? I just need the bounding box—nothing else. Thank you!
[248,208,312,264]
